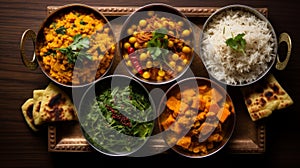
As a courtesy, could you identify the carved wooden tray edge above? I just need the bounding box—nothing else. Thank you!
[47,6,268,17]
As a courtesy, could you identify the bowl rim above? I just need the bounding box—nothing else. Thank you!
[35,3,116,88]
[118,3,196,85]
[199,4,278,87]
[77,74,157,156]
[157,76,236,158]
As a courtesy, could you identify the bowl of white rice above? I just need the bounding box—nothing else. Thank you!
[200,4,278,86]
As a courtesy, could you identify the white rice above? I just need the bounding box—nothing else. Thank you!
[201,9,276,85]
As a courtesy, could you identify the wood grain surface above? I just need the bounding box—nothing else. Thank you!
[0,0,299,167]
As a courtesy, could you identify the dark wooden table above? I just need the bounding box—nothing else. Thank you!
[1,0,299,167]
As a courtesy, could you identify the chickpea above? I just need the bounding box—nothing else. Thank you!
[156,76,163,81]
[168,41,174,48]
[146,61,153,68]
[147,11,154,17]
[143,42,148,48]
[168,31,174,36]
[177,66,183,72]
[177,21,184,27]
[123,53,129,60]
[123,42,131,49]
[182,46,191,53]
[126,60,132,67]
[182,29,191,37]
[133,31,138,37]
[172,53,179,61]
[162,21,168,27]
[139,53,148,61]
[131,24,137,30]
[168,21,175,29]
[182,59,188,65]
[154,22,162,28]
[129,36,136,44]
[158,70,166,77]
[127,28,133,35]
[139,19,147,27]
[142,71,151,79]
[134,42,140,48]
[169,61,176,68]
[131,69,138,75]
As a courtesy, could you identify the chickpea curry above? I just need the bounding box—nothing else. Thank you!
[121,11,194,83]
[38,11,115,86]
[160,84,234,155]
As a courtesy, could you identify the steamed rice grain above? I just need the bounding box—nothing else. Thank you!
[201,9,276,85]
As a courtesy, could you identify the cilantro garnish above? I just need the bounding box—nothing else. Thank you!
[147,28,176,70]
[55,26,67,35]
[58,34,92,64]
[225,33,246,54]
[147,28,169,60]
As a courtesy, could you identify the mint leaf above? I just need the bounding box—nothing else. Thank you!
[225,33,246,54]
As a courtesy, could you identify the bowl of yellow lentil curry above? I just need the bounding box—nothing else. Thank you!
[20,4,116,87]
[157,77,236,158]
[119,3,195,85]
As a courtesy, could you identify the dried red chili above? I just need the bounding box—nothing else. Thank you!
[127,47,144,75]
[105,105,131,127]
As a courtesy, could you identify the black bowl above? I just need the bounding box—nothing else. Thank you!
[119,3,195,85]
[78,74,156,156]
[157,77,236,158]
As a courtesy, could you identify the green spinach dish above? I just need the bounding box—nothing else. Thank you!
[81,85,154,155]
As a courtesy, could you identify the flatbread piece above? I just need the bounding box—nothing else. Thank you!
[21,98,39,131]
[33,89,44,125]
[38,83,78,124]
[241,74,293,121]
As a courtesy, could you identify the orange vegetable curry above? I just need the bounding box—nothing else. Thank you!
[160,84,234,155]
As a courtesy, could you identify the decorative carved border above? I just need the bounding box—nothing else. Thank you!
[47,6,268,17]
[48,123,265,153]
[48,125,92,152]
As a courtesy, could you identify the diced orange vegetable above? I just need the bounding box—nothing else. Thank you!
[179,102,189,113]
[198,85,208,93]
[210,88,224,103]
[208,103,220,113]
[166,96,180,112]
[176,136,191,149]
[182,88,196,98]
[161,115,175,130]
[217,106,231,123]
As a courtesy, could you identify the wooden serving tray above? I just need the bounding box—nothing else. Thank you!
[47,5,267,154]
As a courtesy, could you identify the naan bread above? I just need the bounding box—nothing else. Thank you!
[38,83,78,124]
[21,98,39,131]
[33,89,44,125]
[241,74,293,121]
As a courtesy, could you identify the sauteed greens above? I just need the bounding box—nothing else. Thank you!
[81,85,154,154]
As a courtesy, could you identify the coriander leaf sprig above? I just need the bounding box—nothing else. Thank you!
[147,28,169,60]
[58,34,92,64]
[225,33,247,55]
[147,28,175,70]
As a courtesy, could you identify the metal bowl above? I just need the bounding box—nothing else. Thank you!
[119,3,196,85]
[78,74,156,156]
[157,77,236,158]
[20,3,116,88]
[199,4,291,86]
